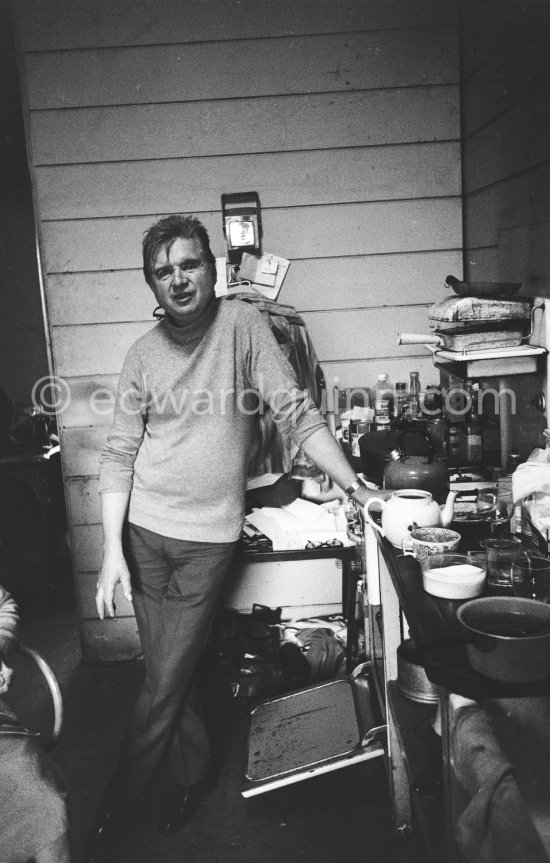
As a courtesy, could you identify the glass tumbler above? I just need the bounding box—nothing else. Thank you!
[476,488,497,520]
[512,556,550,602]
[495,487,514,523]
[480,537,523,592]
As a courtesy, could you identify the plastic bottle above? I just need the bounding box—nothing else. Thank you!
[373,373,394,430]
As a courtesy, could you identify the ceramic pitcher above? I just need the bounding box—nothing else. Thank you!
[364,488,457,548]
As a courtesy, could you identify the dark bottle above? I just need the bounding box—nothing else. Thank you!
[480,382,501,466]
[423,385,443,417]
[447,423,461,465]
[395,382,409,421]
[459,380,482,464]
[481,415,501,466]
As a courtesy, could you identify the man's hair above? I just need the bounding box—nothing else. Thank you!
[142,214,216,286]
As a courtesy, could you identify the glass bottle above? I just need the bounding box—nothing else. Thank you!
[459,380,482,464]
[395,382,409,423]
[408,371,421,421]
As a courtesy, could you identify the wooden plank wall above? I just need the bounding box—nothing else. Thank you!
[460,0,550,293]
[11,0,462,661]
[459,0,550,456]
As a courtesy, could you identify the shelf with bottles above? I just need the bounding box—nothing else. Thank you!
[437,351,546,469]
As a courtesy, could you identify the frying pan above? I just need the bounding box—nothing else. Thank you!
[445,275,521,298]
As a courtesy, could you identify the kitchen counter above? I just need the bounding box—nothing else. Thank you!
[377,535,550,699]
[372,531,550,862]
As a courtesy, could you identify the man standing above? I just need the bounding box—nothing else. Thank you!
[93,214,376,849]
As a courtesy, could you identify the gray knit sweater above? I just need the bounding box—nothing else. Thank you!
[99,297,326,542]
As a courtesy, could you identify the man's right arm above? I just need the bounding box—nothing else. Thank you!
[95,492,132,620]
[96,349,145,619]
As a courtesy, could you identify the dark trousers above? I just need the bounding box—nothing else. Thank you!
[112,523,236,802]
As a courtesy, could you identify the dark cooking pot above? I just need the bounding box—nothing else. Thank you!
[457,597,550,682]
[444,275,522,298]
[382,430,449,504]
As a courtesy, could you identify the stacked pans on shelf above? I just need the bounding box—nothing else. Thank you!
[399,277,533,352]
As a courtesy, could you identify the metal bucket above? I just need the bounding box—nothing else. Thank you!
[396,639,439,704]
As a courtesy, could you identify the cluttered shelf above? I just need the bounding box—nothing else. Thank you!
[238,539,356,565]
[377,536,550,699]
[236,534,358,673]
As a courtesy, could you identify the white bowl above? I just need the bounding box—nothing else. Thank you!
[421,553,486,600]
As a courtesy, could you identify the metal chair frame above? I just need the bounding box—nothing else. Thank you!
[15,642,64,749]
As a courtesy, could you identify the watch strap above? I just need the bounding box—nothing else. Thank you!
[345,479,366,498]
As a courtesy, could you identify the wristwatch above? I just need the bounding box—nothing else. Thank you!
[345,478,368,503]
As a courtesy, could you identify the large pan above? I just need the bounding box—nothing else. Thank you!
[445,274,521,298]
[398,320,528,351]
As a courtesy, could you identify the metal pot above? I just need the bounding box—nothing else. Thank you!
[457,596,550,683]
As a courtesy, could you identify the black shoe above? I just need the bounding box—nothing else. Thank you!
[84,802,138,863]
[157,782,205,835]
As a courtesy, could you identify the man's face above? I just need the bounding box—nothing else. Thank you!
[150,237,216,326]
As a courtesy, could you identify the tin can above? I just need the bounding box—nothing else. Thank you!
[350,419,370,457]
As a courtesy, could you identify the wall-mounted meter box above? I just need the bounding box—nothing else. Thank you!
[222,192,262,263]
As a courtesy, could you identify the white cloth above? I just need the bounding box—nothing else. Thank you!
[512,452,550,531]
[513,457,550,503]
[246,500,352,550]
